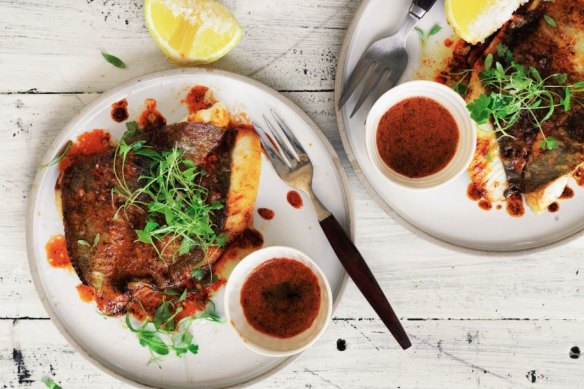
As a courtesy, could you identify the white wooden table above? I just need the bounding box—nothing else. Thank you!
[1,0,583,387]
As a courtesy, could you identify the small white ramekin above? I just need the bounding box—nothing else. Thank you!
[224,246,333,357]
[365,80,477,190]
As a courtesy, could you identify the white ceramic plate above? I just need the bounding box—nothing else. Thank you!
[27,68,351,389]
[336,0,584,253]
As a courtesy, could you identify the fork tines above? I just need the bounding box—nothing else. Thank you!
[254,110,308,169]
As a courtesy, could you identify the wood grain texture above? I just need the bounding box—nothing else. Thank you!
[1,0,584,387]
[0,0,357,93]
[3,319,584,388]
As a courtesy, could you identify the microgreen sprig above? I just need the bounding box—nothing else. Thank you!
[466,44,584,151]
[125,299,222,362]
[112,122,226,259]
[415,24,442,47]
[41,140,72,168]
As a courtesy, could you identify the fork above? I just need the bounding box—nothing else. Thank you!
[254,110,411,350]
[338,0,438,118]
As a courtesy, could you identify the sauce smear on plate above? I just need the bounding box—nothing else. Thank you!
[45,235,72,269]
[287,190,303,209]
[241,258,320,338]
[376,97,459,178]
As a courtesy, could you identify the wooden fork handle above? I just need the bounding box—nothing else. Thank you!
[319,214,412,350]
[410,0,438,18]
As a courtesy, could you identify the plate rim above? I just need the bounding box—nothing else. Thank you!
[26,67,353,389]
[334,0,584,256]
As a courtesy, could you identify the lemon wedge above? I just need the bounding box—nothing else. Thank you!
[445,0,528,44]
[145,0,243,65]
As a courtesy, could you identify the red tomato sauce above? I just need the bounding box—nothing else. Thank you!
[138,98,166,132]
[376,97,459,178]
[241,258,321,338]
[45,235,72,269]
[76,284,96,303]
[286,190,303,209]
[183,86,212,114]
[59,129,112,174]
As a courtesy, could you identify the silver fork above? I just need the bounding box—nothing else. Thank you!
[254,110,411,350]
[338,0,438,118]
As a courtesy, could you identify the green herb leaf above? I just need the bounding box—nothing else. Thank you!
[101,51,127,69]
[135,230,154,245]
[42,377,63,389]
[192,269,204,281]
[139,332,170,355]
[555,73,568,85]
[179,288,188,302]
[41,141,72,168]
[484,54,493,72]
[454,82,468,96]
[541,137,559,151]
[414,27,424,39]
[572,81,584,92]
[467,94,492,124]
[563,88,571,111]
[154,299,173,330]
[92,233,100,249]
[428,24,442,37]
[77,240,91,247]
[188,344,199,354]
[134,148,162,160]
[544,14,557,27]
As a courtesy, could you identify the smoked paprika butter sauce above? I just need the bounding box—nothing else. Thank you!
[240,258,321,339]
[376,97,459,178]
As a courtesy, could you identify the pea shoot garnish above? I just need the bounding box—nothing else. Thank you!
[415,24,442,47]
[466,44,584,151]
[125,299,222,361]
[113,121,226,259]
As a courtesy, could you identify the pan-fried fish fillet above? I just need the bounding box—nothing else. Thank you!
[61,122,261,315]
[502,0,584,213]
[467,0,584,213]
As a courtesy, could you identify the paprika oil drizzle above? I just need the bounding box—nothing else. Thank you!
[45,235,72,269]
[376,97,459,178]
[241,258,321,338]
[76,284,95,303]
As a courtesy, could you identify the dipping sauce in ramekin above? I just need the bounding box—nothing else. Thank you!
[225,246,332,357]
[241,257,321,339]
[376,97,459,178]
[365,80,476,190]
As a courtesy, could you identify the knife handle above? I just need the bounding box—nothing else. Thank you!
[410,0,438,18]
[319,214,412,350]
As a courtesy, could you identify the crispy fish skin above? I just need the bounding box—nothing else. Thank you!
[61,122,261,315]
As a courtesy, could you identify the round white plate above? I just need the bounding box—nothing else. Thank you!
[335,0,584,253]
[27,68,351,388]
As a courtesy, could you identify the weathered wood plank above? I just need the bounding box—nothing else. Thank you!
[2,319,583,388]
[0,0,357,93]
[2,93,584,322]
